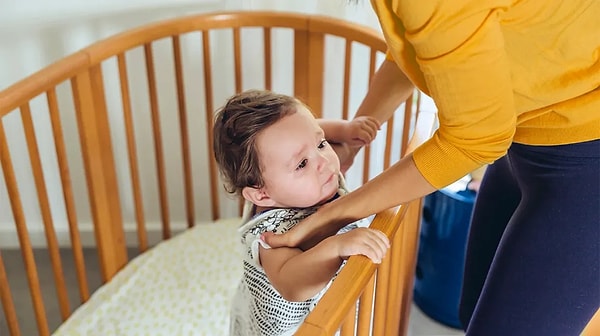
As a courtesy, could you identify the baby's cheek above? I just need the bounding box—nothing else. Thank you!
[327,149,341,165]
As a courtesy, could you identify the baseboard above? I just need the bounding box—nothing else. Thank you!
[0,221,191,249]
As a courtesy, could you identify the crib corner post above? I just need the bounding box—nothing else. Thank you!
[71,65,128,282]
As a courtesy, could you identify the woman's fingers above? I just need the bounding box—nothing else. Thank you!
[261,231,294,248]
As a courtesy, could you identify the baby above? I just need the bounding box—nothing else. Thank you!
[213,89,389,336]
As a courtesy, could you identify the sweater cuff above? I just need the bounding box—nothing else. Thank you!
[412,134,480,189]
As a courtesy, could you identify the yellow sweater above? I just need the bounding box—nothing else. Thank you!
[371,0,600,188]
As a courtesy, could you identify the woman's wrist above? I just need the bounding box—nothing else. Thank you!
[297,200,344,251]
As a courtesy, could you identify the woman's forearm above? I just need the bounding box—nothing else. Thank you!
[330,152,435,222]
[354,59,415,124]
[297,153,435,251]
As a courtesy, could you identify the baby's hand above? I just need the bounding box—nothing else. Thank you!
[332,228,389,264]
[343,116,380,146]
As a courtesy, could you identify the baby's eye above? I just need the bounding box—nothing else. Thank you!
[318,139,328,149]
[296,159,308,170]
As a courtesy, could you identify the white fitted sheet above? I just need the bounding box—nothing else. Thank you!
[54,218,243,336]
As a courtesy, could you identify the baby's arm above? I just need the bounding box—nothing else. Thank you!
[259,227,389,302]
[318,117,380,147]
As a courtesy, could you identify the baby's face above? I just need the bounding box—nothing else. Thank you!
[255,105,341,208]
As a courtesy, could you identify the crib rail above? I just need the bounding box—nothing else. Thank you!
[1,10,423,336]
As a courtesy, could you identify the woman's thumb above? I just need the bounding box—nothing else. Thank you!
[261,231,287,248]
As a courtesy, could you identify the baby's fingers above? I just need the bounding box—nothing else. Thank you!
[351,126,379,145]
[370,229,390,250]
[360,120,380,141]
[354,116,380,129]
[363,117,381,132]
[359,242,386,264]
[361,230,390,263]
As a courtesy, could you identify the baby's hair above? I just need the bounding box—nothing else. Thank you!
[213,89,299,196]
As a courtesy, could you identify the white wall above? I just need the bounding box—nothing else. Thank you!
[0,0,421,248]
[0,0,382,91]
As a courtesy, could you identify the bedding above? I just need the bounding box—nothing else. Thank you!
[54,218,243,336]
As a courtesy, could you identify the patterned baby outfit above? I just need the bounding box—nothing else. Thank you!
[230,176,366,336]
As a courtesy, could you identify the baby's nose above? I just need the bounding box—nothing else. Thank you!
[315,152,327,171]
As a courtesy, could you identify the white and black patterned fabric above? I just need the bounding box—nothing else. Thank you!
[230,175,366,336]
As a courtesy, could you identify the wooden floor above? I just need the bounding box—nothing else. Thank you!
[1,248,139,335]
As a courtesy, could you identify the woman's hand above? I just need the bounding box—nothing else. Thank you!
[261,212,325,250]
[261,201,351,250]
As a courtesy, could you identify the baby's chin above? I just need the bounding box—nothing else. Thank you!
[316,184,339,206]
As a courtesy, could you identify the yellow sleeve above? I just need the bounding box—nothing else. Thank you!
[393,0,516,188]
[469,166,487,181]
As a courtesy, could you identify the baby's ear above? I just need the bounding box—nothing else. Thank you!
[242,186,276,207]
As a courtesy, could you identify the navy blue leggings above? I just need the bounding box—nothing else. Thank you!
[459,139,599,336]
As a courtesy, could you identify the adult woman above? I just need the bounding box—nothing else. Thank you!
[263,0,600,335]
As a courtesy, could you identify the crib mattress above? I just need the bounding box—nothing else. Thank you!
[54,218,243,336]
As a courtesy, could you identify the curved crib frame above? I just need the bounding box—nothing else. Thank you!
[0,10,597,336]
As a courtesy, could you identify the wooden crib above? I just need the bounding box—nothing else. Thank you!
[2,9,596,336]
[0,11,429,335]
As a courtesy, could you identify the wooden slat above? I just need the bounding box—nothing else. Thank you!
[144,43,171,239]
[411,91,422,152]
[233,27,242,92]
[307,32,325,118]
[356,275,376,335]
[373,253,391,335]
[294,30,309,107]
[71,67,127,281]
[263,27,272,90]
[361,48,378,184]
[47,87,90,302]
[294,30,324,117]
[384,116,394,169]
[202,30,220,221]
[20,102,71,320]
[385,217,406,335]
[0,250,20,336]
[0,120,49,336]
[368,49,377,83]
[117,53,148,251]
[400,93,414,157]
[232,27,245,216]
[340,303,357,335]
[172,35,195,229]
[361,145,371,184]
[341,39,352,120]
